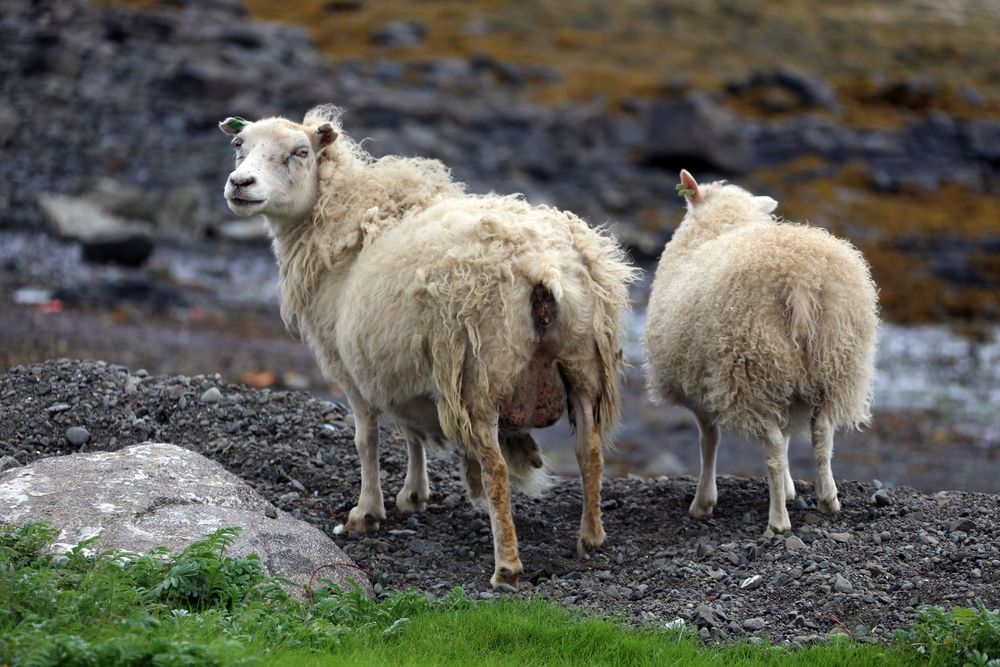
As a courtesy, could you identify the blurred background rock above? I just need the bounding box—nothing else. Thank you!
[1,0,997,490]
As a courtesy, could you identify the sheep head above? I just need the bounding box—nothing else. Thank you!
[220,115,338,224]
[677,169,778,215]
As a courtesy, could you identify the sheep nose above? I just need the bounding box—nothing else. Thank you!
[229,174,255,188]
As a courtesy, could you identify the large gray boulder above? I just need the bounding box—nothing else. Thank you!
[0,442,370,596]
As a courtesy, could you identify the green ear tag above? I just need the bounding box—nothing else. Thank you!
[227,116,249,132]
[675,183,696,198]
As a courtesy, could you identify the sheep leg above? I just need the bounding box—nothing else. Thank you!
[395,431,430,513]
[470,415,522,591]
[345,396,386,533]
[688,412,719,519]
[760,423,792,536]
[570,392,606,555]
[460,451,487,507]
[783,434,796,501]
[811,410,841,514]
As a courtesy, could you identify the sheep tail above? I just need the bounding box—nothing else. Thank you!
[787,282,821,351]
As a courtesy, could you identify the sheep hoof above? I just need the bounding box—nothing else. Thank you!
[491,564,522,592]
[818,496,841,514]
[763,521,792,538]
[576,529,606,556]
[345,507,385,534]
[688,501,716,519]
[395,489,429,513]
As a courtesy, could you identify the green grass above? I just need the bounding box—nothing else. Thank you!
[0,520,996,666]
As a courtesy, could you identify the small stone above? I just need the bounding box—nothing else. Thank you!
[832,574,853,593]
[696,541,715,558]
[407,539,435,555]
[694,604,719,629]
[264,506,278,519]
[727,552,741,566]
[743,617,766,631]
[740,574,764,590]
[65,426,91,446]
[803,512,824,525]
[791,497,808,510]
[872,489,892,507]
[949,518,976,533]
[785,536,807,551]
[971,568,982,579]
[443,493,462,509]
[200,387,222,404]
[47,403,71,414]
[0,455,22,472]
[829,532,853,543]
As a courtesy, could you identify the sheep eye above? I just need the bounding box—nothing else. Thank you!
[293,147,309,159]
[233,138,243,147]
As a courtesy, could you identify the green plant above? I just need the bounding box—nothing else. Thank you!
[903,602,1000,666]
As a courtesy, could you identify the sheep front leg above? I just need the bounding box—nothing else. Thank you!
[395,431,430,513]
[689,412,719,519]
[783,434,796,501]
[570,393,606,555]
[760,423,792,536]
[811,410,840,514]
[470,417,522,591]
[345,395,386,533]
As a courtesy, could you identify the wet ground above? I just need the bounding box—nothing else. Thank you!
[2,230,998,493]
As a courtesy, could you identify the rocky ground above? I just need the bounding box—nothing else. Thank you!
[2,359,998,644]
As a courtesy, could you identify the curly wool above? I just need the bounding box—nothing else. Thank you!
[272,106,637,450]
[645,181,879,437]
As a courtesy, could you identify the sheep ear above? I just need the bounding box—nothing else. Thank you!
[755,196,778,214]
[315,122,338,148]
[219,116,249,135]
[678,169,702,203]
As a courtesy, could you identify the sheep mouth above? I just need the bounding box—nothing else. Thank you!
[229,197,266,205]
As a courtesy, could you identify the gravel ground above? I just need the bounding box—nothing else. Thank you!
[2,359,998,644]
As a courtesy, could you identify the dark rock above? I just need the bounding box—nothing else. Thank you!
[0,104,18,145]
[693,604,719,629]
[873,489,893,507]
[80,231,154,267]
[0,455,21,472]
[65,426,91,446]
[641,93,752,173]
[832,574,853,593]
[949,518,976,533]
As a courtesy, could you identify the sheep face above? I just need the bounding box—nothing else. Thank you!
[219,116,337,223]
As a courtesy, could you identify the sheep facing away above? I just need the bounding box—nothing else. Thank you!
[218,107,637,589]
[645,170,878,535]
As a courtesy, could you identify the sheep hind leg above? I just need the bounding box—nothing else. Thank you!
[467,414,522,591]
[689,411,719,519]
[460,451,487,509]
[760,422,792,536]
[783,434,796,502]
[570,391,606,555]
[395,430,430,513]
[344,395,386,533]
[811,410,840,514]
